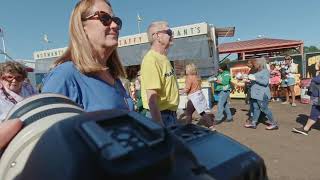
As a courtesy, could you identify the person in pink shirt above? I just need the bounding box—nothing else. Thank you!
[269,64,281,102]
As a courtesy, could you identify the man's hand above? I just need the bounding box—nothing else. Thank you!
[146,89,164,126]
[0,119,23,150]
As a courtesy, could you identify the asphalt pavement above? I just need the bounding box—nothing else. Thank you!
[179,99,320,180]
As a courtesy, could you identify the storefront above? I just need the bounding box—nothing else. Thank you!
[218,38,304,98]
[33,22,235,108]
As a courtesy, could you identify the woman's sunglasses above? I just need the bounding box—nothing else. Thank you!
[82,11,122,30]
[1,75,24,82]
[153,29,173,37]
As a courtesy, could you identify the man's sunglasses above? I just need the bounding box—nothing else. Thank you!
[82,11,122,30]
[153,29,173,37]
[1,75,24,82]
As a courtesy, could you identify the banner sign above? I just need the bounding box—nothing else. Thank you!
[306,52,320,78]
[118,22,209,47]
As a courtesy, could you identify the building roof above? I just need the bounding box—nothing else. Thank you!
[218,38,303,54]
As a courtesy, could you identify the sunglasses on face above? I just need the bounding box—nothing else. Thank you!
[153,29,173,37]
[1,75,24,82]
[82,11,122,30]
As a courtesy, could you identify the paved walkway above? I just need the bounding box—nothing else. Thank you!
[180,99,320,180]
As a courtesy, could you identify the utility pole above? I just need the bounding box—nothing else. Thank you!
[0,27,7,60]
[137,13,142,34]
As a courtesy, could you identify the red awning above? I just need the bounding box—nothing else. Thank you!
[25,67,34,72]
[218,38,303,54]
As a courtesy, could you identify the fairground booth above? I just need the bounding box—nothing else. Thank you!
[117,22,234,108]
[218,38,305,99]
[33,22,235,109]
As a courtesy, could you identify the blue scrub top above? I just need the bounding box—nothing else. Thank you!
[42,61,134,112]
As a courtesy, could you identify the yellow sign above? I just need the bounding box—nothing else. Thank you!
[230,66,250,98]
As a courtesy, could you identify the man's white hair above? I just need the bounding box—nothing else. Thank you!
[255,57,268,70]
[147,21,169,44]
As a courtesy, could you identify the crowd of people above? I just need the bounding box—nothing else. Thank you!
[0,0,319,159]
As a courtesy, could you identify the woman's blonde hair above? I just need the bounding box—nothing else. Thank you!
[185,63,199,75]
[54,0,126,78]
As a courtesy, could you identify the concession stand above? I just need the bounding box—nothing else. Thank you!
[218,38,304,98]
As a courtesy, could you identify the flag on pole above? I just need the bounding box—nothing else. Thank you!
[0,27,4,37]
[43,34,49,43]
[43,34,52,43]
[137,13,142,22]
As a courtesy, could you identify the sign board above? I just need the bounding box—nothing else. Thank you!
[118,22,209,47]
[33,47,67,60]
[33,23,209,59]
[306,52,320,78]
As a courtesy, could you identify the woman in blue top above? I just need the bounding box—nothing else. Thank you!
[244,57,278,130]
[42,0,133,112]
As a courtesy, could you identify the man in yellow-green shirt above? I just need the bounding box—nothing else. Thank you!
[140,21,179,127]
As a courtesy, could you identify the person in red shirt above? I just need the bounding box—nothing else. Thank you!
[180,64,215,130]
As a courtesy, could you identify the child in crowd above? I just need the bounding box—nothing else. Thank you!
[269,64,281,101]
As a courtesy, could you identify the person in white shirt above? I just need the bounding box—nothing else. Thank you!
[0,61,37,121]
[280,55,298,107]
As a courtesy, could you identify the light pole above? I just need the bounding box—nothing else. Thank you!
[0,27,7,60]
[137,13,142,34]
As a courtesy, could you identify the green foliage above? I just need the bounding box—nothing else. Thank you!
[304,46,320,53]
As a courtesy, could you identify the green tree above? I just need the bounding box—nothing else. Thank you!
[304,46,320,53]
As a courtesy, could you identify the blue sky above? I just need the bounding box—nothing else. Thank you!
[0,0,319,60]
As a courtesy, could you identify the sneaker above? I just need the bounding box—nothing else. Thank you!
[292,127,308,135]
[291,103,297,107]
[244,123,256,129]
[225,118,233,122]
[281,101,290,105]
[276,98,280,102]
[271,98,275,102]
[208,126,216,131]
[265,125,279,130]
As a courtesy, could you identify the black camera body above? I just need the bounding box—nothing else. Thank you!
[16,109,267,180]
